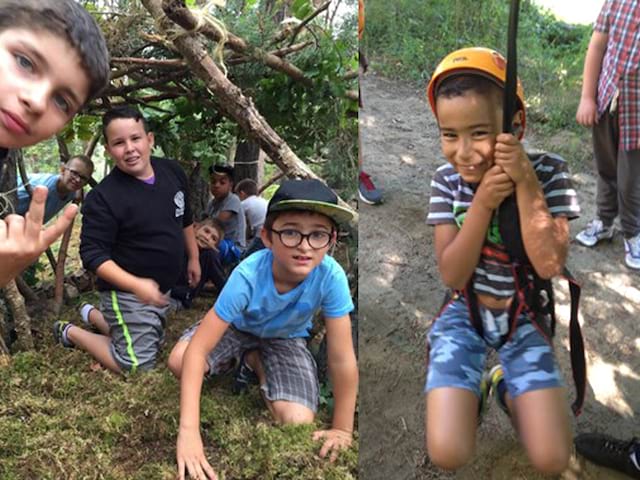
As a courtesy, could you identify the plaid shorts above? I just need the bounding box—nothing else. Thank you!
[180,323,319,412]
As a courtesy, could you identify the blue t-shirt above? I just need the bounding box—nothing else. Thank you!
[214,248,354,338]
[16,174,75,223]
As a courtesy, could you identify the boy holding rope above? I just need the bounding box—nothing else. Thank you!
[424,47,580,474]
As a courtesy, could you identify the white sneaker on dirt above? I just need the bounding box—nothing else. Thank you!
[575,219,614,247]
[624,234,640,270]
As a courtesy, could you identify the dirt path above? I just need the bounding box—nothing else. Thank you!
[358,73,639,480]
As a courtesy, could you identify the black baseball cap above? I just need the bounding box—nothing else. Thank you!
[209,164,234,177]
[267,179,354,225]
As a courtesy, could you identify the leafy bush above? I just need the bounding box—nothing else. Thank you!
[363,0,592,138]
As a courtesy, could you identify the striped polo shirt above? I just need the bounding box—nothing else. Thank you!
[427,152,580,299]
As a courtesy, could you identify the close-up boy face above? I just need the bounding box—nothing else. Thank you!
[436,89,502,184]
[261,211,336,283]
[195,223,222,250]
[0,28,89,149]
[104,118,155,180]
[210,174,233,199]
[59,157,92,193]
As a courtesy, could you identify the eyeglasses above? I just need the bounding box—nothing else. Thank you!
[269,228,333,249]
[64,167,90,183]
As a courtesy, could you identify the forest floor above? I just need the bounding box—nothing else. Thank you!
[358,72,639,480]
[0,221,358,479]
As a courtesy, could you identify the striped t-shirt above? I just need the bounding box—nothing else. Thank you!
[427,152,580,299]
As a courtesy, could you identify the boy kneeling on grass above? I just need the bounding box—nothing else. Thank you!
[168,179,358,479]
[424,48,580,474]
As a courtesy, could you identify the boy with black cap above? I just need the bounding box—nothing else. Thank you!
[168,179,358,479]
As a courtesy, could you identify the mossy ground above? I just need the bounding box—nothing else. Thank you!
[0,295,358,479]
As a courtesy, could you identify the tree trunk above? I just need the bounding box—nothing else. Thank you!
[233,139,262,184]
[4,280,33,351]
[188,162,209,221]
[53,218,76,317]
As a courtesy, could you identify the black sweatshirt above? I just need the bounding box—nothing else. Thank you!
[80,157,192,293]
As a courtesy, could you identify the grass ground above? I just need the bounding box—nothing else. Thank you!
[0,293,358,479]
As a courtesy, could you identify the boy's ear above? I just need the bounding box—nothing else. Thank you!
[511,110,524,139]
[260,226,273,248]
[147,131,155,148]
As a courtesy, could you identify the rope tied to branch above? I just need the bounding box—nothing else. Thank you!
[166,0,229,77]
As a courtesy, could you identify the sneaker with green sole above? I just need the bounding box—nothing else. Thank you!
[53,321,74,348]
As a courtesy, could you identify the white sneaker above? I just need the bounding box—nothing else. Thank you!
[576,219,614,247]
[624,234,640,270]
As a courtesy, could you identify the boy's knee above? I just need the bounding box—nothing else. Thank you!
[271,401,315,425]
[167,342,189,378]
[527,442,570,475]
[426,433,474,471]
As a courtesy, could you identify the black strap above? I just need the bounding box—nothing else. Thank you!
[564,268,586,416]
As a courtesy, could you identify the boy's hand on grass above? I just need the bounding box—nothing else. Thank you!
[133,278,169,307]
[476,165,514,210]
[494,133,534,186]
[313,428,352,462]
[177,429,218,480]
[0,186,77,287]
[576,97,598,126]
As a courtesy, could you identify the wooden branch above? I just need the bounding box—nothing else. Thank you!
[84,132,102,159]
[226,41,313,66]
[259,171,286,193]
[141,0,356,219]
[287,1,331,46]
[15,276,38,304]
[345,89,358,102]
[111,56,187,68]
[273,41,313,57]
[16,151,59,270]
[56,136,70,163]
[53,217,76,317]
[4,280,33,351]
[106,70,188,96]
[344,70,358,80]
[161,0,313,87]
[16,149,32,198]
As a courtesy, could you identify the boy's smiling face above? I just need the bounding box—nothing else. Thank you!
[0,28,89,149]
[195,223,222,249]
[104,118,155,180]
[261,211,336,288]
[436,90,502,184]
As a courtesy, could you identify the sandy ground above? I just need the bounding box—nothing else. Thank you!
[358,73,640,480]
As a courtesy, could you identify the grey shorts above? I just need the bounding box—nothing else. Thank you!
[100,290,169,373]
[425,297,563,399]
[180,323,319,412]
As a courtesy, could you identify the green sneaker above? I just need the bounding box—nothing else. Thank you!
[53,321,74,348]
[487,364,509,415]
[477,373,491,424]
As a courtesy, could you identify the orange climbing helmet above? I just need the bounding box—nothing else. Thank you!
[426,47,526,136]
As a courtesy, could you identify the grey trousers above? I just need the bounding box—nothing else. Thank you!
[592,108,640,238]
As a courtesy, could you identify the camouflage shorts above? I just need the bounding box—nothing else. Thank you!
[424,297,563,399]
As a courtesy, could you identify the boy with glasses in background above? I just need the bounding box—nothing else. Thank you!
[16,155,93,223]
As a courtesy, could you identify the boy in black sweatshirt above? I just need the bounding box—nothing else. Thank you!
[53,106,200,373]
